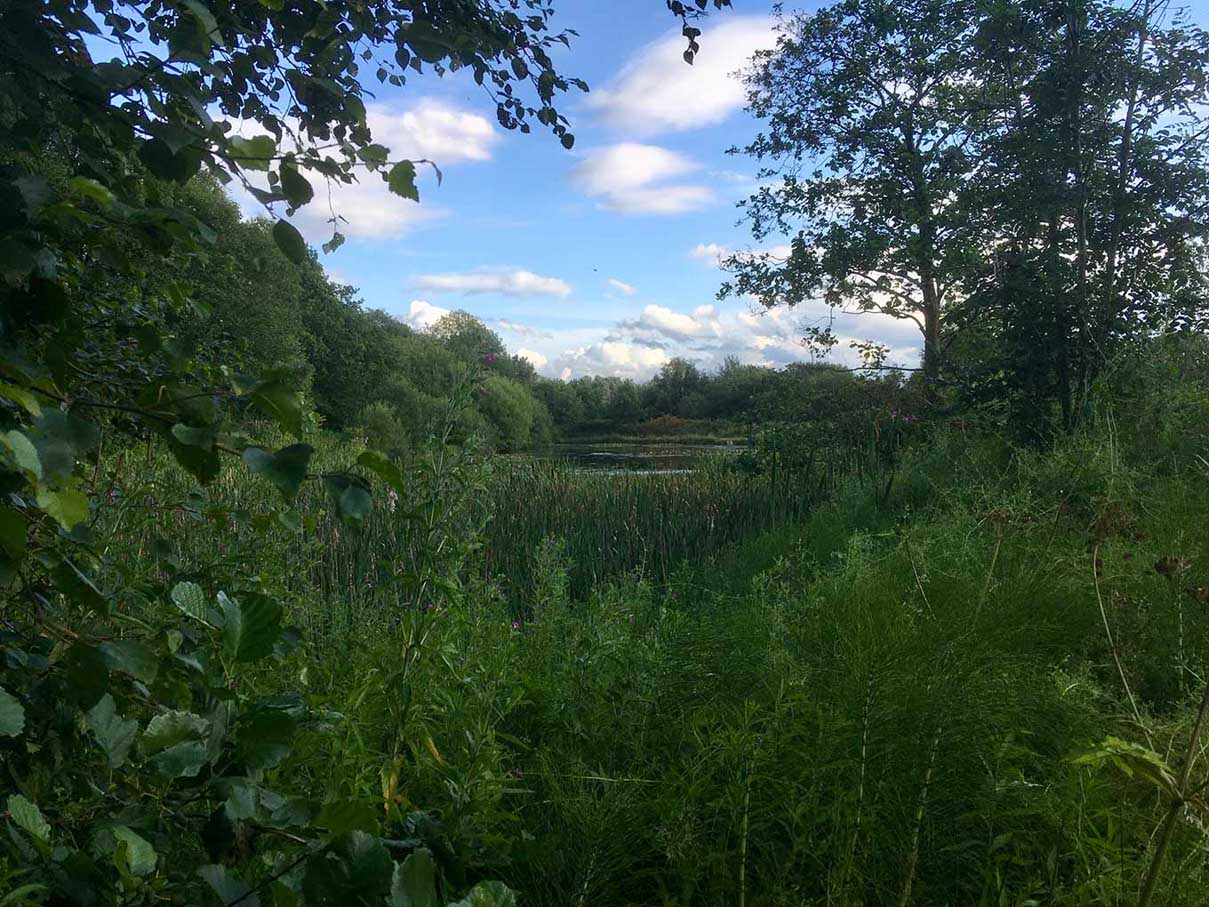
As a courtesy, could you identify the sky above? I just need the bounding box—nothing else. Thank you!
[236,0,1204,383]
[222,0,916,382]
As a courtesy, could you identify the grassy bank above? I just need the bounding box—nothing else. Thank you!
[17,376,1209,906]
[251,398,1209,903]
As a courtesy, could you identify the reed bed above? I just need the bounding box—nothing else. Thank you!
[481,458,818,599]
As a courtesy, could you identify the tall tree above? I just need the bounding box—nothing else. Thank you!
[958,0,1209,434]
[723,0,983,392]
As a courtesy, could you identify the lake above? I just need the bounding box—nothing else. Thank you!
[519,442,744,474]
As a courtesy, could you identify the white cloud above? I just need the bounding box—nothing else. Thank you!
[607,278,637,296]
[286,176,444,242]
[691,242,796,268]
[624,303,722,341]
[366,101,497,163]
[553,340,672,380]
[513,298,924,381]
[232,100,495,242]
[414,268,572,298]
[494,319,552,338]
[516,348,548,369]
[691,242,729,265]
[586,17,777,136]
[403,300,450,330]
[568,143,713,215]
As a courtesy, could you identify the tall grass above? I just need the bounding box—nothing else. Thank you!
[85,343,1209,904]
[482,457,817,600]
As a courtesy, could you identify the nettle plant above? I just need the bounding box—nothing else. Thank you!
[0,0,639,902]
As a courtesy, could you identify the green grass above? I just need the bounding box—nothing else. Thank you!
[482,458,817,600]
[87,385,1209,905]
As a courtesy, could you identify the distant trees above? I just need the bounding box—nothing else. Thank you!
[727,0,1209,436]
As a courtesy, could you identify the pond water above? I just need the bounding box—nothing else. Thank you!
[519,442,744,474]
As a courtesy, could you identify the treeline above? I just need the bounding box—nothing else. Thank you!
[170,175,912,449]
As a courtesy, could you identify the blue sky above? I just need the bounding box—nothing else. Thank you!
[256,0,1209,381]
[255,0,896,381]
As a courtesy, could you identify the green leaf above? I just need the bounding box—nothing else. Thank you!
[280,166,314,208]
[183,0,224,49]
[171,423,214,448]
[142,710,210,777]
[228,135,276,171]
[1,430,41,478]
[0,382,42,417]
[219,591,282,663]
[244,444,313,501]
[448,881,516,907]
[33,410,100,475]
[357,450,405,495]
[36,487,90,530]
[390,848,437,907]
[303,832,393,906]
[272,220,308,265]
[199,865,260,907]
[7,795,50,842]
[357,144,390,168]
[248,378,304,437]
[86,694,139,768]
[171,581,209,622]
[113,826,156,877]
[323,475,373,524]
[99,640,159,684]
[387,162,419,202]
[322,231,346,254]
[316,800,379,837]
[67,177,115,209]
[0,686,25,738]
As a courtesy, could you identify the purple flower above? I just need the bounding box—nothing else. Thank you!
[511,620,521,630]
[485,353,497,364]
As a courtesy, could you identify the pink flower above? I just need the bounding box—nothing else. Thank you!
[485,353,497,364]
[511,620,521,630]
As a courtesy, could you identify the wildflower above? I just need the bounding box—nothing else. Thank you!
[485,353,497,364]
[386,489,399,513]
[511,620,521,630]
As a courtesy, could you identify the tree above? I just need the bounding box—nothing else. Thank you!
[0,0,595,901]
[723,0,983,392]
[429,310,509,364]
[607,380,644,424]
[646,357,703,416]
[955,0,1209,435]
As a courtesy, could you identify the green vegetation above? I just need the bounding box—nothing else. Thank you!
[2,0,1209,905]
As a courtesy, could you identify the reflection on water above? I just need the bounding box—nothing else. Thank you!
[518,443,742,474]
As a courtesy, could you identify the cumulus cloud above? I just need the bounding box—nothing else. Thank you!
[607,278,637,296]
[403,300,450,330]
[621,303,723,341]
[414,268,572,298]
[552,340,672,380]
[366,101,497,163]
[516,348,548,369]
[568,143,713,215]
[586,17,777,136]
